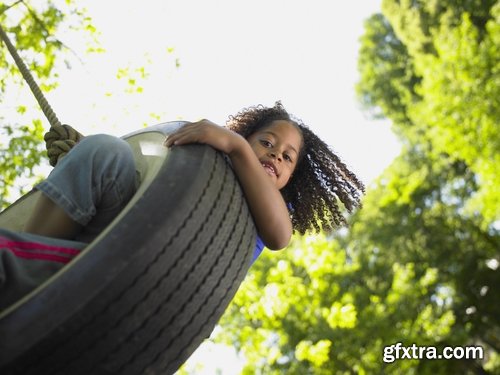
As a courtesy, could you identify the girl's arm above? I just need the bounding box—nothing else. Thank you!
[164,120,292,250]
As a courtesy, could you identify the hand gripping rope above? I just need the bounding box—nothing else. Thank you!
[0,22,82,166]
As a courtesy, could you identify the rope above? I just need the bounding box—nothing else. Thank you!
[44,125,83,166]
[0,23,82,166]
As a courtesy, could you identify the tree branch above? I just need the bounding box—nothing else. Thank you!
[0,0,23,15]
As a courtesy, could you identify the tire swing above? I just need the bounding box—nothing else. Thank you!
[0,24,256,375]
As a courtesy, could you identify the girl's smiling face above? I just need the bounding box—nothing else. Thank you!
[246,120,303,190]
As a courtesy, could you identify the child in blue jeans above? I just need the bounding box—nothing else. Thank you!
[0,102,364,309]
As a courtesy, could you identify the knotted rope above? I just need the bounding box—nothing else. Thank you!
[44,124,83,166]
[0,23,82,166]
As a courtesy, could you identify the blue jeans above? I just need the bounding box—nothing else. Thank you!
[36,134,139,243]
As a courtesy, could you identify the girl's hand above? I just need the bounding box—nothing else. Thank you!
[164,120,245,156]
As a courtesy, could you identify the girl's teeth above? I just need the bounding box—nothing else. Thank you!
[264,166,275,176]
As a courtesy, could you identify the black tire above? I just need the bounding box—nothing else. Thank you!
[0,124,256,374]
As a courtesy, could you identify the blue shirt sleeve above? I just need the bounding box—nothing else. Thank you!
[250,203,292,264]
[251,235,265,264]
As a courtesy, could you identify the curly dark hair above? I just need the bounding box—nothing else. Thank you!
[227,102,365,235]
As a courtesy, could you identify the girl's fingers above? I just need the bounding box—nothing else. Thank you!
[167,134,192,146]
[164,125,190,146]
[163,121,219,148]
[164,128,200,147]
[164,133,184,147]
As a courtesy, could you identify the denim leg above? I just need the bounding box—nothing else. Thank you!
[36,134,138,243]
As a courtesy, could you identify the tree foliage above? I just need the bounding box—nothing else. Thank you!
[214,0,500,374]
[357,0,500,225]
[0,0,100,209]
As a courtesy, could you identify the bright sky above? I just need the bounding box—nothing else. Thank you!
[47,0,400,188]
[10,1,399,373]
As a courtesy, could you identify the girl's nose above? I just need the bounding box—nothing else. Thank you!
[269,151,282,161]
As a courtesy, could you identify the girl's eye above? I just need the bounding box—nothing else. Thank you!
[284,154,293,162]
[260,140,272,147]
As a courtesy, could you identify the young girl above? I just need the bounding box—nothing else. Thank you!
[0,102,364,308]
